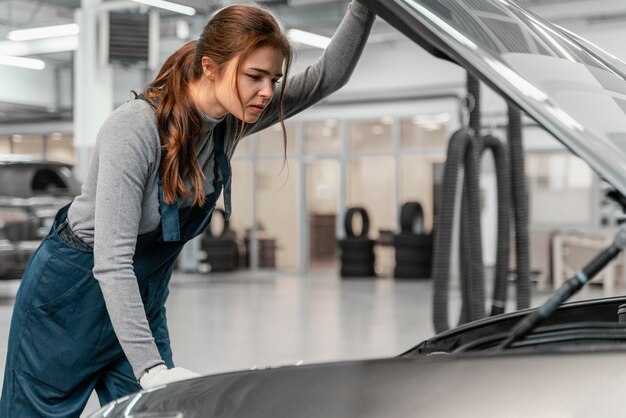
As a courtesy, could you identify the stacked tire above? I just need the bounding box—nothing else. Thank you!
[200,209,238,272]
[394,202,432,279]
[339,207,376,278]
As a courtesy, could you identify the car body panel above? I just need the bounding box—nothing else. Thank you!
[89,298,626,418]
[0,157,81,279]
[92,343,626,417]
[0,158,80,199]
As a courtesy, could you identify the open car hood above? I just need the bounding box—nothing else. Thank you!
[363,0,626,197]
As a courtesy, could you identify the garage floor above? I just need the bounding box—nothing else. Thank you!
[0,270,621,416]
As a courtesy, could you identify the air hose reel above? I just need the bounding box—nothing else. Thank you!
[432,73,530,333]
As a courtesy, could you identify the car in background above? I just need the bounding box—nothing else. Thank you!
[0,155,80,282]
[89,0,626,416]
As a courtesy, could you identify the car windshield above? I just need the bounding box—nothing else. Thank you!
[367,0,626,197]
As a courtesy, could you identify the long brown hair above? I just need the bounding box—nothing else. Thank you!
[143,5,292,206]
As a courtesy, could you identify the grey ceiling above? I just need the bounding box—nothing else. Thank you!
[0,0,600,44]
[0,0,620,125]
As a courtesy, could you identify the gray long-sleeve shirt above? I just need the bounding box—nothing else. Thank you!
[68,1,375,379]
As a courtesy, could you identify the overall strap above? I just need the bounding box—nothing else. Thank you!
[136,93,232,241]
[157,179,181,242]
[157,121,231,241]
[212,122,232,220]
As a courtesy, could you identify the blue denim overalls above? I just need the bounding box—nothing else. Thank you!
[0,120,231,417]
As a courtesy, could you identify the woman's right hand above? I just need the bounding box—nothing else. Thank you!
[139,364,202,389]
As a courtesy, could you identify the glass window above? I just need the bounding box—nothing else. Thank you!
[258,123,296,157]
[305,120,340,155]
[527,153,594,225]
[348,156,396,235]
[401,113,450,150]
[12,135,44,157]
[256,160,300,270]
[46,133,75,164]
[307,159,340,270]
[225,160,254,252]
[348,156,396,276]
[349,119,392,152]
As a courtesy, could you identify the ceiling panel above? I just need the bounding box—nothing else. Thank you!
[0,0,623,124]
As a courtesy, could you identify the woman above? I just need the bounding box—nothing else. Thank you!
[0,1,375,416]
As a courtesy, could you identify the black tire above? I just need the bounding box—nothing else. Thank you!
[341,264,376,278]
[344,207,369,238]
[393,232,433,248]
[202,246,239,257]
[340,242,375,255]
[400,202,424,234]
[394,265,431,279]
[395,248,432,266]
[208,258,238,272]
[202,238,239,268]
[341,252,375,264]
[338,237,375,251]
[205,208,231,238]
[202,238,238,252]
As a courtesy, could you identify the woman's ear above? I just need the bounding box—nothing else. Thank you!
[201,56,217,79]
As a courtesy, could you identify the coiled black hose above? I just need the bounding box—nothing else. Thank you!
[467,74,481,138]
[460,137,485,323]
[464,73,485,323]
[508,102,531,310]
[434,74,486,332]
[433,76,531,332]
[482,135,511,316]
[433,129,483,332]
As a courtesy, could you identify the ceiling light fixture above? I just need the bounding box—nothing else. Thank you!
[130,0,196,16]
[0,55,45,70]
[8,23,79,42]
[287,29,331,49]
[0,36,78,56]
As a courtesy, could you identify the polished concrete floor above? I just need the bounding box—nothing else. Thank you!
[0,270,622,416]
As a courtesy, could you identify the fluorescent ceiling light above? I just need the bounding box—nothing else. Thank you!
[0,36,78,57]
[130,0,196,16]
[287,29,331,49]
[8,23,79,41]
[0,55,45,70]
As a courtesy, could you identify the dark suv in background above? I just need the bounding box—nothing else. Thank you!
[0,156,80,282]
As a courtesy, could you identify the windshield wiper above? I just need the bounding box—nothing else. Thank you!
[497,226,626,350]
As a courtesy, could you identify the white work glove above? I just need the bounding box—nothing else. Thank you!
[139,364,202,389]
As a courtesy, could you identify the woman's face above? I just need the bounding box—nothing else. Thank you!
[215,45,284,123]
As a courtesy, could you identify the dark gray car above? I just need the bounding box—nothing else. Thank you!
[0,157,80,280]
